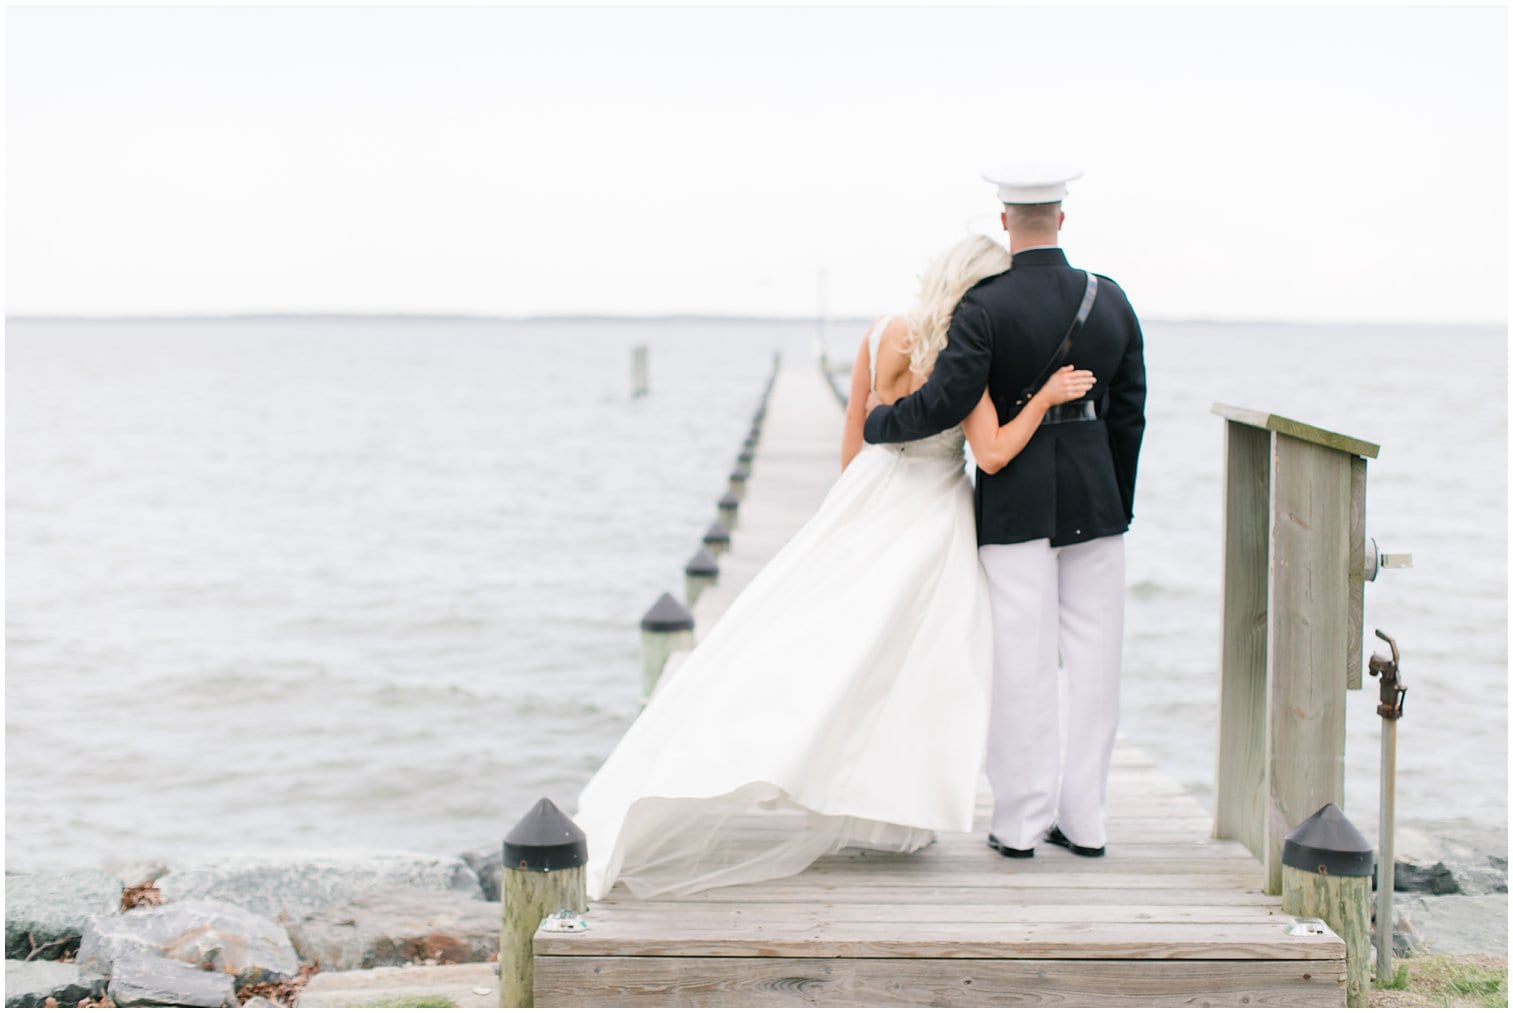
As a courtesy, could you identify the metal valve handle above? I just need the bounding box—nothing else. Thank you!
[1367,628,1406,721]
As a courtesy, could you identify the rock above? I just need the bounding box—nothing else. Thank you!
[78,899,299,989]
[285,887,500,970]
[1395,860,1462,894]
[106,951,237,1007]
[1393,894,1509,957]
[3,868,124,959]
[155,851,484,923]
[1391,905,1425,957]
[103,858,172,888]
[294,962,499,1008]
[3,958,108,1007]
[459,842,502,902]
[1390,821,1508,896]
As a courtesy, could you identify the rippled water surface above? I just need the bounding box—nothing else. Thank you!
[5,317,1505,866]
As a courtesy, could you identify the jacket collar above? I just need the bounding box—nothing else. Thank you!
[1010,246,1069,267]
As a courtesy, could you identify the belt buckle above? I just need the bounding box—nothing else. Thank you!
[1042,402,1093,426]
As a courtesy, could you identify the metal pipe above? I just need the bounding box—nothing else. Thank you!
[1377,716,1397,983]
[1368,628,1405,987]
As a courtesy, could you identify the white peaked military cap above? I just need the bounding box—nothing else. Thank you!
[981,164,1084,204]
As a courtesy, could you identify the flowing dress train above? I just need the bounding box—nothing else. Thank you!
[573,317,992,899]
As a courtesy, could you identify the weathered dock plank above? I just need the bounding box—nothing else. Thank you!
[536,956,1343,1008]
[542,367,1347,1007]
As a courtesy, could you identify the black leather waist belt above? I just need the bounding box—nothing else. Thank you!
[1041,402,1097,425]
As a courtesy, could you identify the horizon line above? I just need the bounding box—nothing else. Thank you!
[5,311,1507,329]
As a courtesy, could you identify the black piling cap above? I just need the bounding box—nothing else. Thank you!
[640,592,694,632]
[737,449,754,465]
[703,522,731,546]
[502,797,587,873]
[718,492,741,510]
[1282,803,1374,877]
[684,548,720,577]
[729,466,751,482]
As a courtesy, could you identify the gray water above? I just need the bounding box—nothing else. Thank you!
[5,317,1506,868]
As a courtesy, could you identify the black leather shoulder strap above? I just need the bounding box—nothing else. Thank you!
[1014,271,1098,410]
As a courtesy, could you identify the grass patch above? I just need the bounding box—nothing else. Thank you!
[1382,963,1410,991]
[365,995,458,1008]
[1373,954,1508,1008]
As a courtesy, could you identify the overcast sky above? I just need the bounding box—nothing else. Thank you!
[6,4,1508,322]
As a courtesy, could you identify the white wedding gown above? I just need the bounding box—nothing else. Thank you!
[574,316,993,900]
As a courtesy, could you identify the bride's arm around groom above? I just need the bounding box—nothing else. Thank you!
[862,296,995,445]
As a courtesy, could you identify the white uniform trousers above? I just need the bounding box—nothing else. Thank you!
[979,534,1125,850]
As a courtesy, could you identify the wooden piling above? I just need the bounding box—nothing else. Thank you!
[639,592,694,702]
[717,492,740,530]
[1280,804,1374,1007]
[500,799,588,1008]
[631,345,649,398]
[702,521,731,558]
[684,548,719,607]
[728,466,750,498]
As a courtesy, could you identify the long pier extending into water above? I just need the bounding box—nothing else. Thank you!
[532,364,1349,1007]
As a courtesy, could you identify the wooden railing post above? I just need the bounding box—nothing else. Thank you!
[1266,431,1352,892]
[1210,404,1380,894]
[1214,419,1270,860]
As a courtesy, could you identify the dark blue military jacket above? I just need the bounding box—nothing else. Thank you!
[863,247,1146,548]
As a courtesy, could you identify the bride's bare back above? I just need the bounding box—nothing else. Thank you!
[869,317,925,404]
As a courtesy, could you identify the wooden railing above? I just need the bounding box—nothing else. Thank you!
[1211,403,1381,894]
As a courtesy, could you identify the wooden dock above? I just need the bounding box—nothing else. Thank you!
[536,365,1347,1007]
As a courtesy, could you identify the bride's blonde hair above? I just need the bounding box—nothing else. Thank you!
[903,236,1013,376]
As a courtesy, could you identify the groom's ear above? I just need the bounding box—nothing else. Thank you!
[1000,210,1009,232]
[1058,210,1066,230]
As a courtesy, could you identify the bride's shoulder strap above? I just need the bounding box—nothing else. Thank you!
[862,314,890,346]
[864,314,895,386]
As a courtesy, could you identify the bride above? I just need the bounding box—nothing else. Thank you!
[574,235,1096,900]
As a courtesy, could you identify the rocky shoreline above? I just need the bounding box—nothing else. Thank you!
[1385,820,1508,960]
[4,846,508,1008]
[3,830,1504,1008]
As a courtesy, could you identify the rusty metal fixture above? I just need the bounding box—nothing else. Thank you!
[1368,628,1406,720]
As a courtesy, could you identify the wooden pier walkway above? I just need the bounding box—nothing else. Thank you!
[536,366,1347,1007]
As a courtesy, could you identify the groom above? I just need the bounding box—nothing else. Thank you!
[864,166,1146,858]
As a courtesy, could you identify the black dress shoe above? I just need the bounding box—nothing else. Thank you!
[1045,824,1105,857]
[986,833,1034,859]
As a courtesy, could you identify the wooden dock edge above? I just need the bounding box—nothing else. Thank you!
[535,955,1345,1008]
